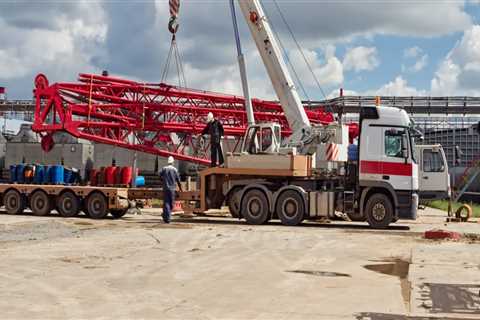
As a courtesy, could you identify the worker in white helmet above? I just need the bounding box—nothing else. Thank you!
[159,156,182,223]
[202,112,224,167]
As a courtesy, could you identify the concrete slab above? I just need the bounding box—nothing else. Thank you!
[0,207,477,318]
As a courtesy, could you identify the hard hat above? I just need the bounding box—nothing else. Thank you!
[167,156,174,164]
[207,112,214,123]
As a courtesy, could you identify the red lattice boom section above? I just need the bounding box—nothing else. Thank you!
[32,73,355,165]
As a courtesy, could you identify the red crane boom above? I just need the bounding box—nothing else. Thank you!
[32,73,356,165]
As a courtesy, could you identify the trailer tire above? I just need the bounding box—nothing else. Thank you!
[226,186,242,218]
[57,191,80,218]
[241,189,269,225]
[276,190,304,226]
[4,189,25,215]
[30,190,51,216]
[110,209,128,219]
[365,193,393,229]
[85,192,108,219]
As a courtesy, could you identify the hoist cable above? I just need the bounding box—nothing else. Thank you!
[272,0,336,117]
[272,0,328,101]
[260,2,311,102]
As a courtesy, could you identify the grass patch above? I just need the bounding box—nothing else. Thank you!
[427,199,480,218]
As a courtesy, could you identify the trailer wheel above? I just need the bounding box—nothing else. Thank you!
[226,186,242,218]
[4,189,25,215]
[241,189,269,225]
[276,190,304,226]
[365,193,393,229]
[57,191,80,217]
[30,190,51,216]
[110,209,128,219]
[85,192,108,219]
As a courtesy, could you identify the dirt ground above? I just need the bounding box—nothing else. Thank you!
[0,207,479,320]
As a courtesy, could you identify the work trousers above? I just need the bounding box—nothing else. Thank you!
[211,142,224,167]
[162,189,175,223]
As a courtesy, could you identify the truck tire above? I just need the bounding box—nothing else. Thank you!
[57,191,80,217]
[30,190,51,216]
[276,190,304,226]
[241,189,269,225]
[4,189,25,215]
[85,192,108,219]
[110,209,128,219]
[365,193,394,229]
[226,186,242,218]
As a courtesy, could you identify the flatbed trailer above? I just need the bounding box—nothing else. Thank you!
[0,183,132,219]
[0,183,203,220]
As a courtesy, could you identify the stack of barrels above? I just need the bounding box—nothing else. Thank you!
[10,164,80,185]
[89,166,145,187]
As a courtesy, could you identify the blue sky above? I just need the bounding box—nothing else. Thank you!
[1,1,480,100]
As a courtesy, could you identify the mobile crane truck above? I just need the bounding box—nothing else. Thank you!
[0,0,447,229]
[198,0,425,229]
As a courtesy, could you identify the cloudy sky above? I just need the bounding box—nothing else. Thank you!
[1,0,480,100]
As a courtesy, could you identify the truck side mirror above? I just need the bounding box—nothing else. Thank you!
[402,148,408,159]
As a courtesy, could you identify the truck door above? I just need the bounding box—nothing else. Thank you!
[381,128,413,190]
[419,147,450,200]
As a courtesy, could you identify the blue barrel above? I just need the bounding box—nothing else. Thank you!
[43,166,51,184]
[9,165,16,183]
[135,176,145,187]
[64,167,72,185]
[34,165,45,184]
[16,164,25,183]
[70,168,79,184]
[348,144,359,161]
[50,165,64,185]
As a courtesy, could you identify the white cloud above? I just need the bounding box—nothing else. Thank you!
[431,25,480,95]
[372,76,426,96]
[402,47,429,73]
[289,46,344,88]
[404,46,422,58]
[411,54,429,72]
[0,1,106,97]
[343,46,379,72]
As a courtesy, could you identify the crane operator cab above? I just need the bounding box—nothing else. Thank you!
[241,122,281,154]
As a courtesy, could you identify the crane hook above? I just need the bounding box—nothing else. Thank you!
[168,16,179,34]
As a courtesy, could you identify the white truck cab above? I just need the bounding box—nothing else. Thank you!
[357,106,419,222]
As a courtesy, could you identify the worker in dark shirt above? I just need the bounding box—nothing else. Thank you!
[202,112,224,167]
[159,156,183,223]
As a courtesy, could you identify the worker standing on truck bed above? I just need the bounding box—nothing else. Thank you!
[202,112,225,167]
[159,156,183,223]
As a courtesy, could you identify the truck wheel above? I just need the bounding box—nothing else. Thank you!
[30,190,51,216]
[4,189,25,215]
[347,211,366,222]
[241,189,269,225]
[276,190,304,226]
[365,193,393,229]
[110,209,128,219]
[226,186,242,218]
[86,192,108,219]
[57,191,80,217]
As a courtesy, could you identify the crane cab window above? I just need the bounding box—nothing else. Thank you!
[243,125,278,154]
[385,129,406,158]
[261,127,273,152]
[423,149,445,172]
